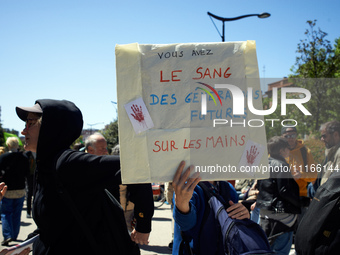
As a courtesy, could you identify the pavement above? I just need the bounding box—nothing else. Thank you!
[0,199,173,254]
[0,199,36,252]
[0,199,296,255]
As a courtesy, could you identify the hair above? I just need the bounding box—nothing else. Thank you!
[6,137,19,149]
[85,132,105,150]
[267,136,290,157]
[28,112,43,123]
[111,144,120,155]
[320,120,340,135]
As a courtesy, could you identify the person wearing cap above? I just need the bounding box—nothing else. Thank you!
[16,99,154,255]
[281,126,317,240]
[281,127,317,198]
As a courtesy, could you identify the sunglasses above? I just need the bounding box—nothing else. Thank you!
[284,134,297,139]
[25,118,40,129]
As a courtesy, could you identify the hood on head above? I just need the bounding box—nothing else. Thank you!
[35,99,83,166]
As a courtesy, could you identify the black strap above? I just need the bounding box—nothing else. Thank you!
[179,231,194,255]
[198,182,229,208]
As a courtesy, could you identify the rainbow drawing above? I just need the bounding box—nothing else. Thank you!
[195,82,223,106]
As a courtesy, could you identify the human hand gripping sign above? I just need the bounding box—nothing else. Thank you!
[173,161,201,214]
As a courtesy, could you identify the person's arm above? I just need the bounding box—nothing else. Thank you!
[172,161,201,231]
[225,182,250,219]
[56,151,122,187]
[128,183,154,234]
[0,182,7,201]
[227,201,250,219]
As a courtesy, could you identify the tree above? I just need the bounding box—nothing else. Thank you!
[101,120,119,153]
[290,20,340,131]
[263,89,308,139]
[0,123,4,146]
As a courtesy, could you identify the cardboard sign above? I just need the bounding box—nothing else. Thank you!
[116,41,269,184]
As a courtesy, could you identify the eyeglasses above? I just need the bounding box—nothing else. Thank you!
[321,134,328,139]
[25,118,39,129]
[284,134,297,139]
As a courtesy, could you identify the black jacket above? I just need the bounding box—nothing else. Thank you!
[31,99,154,255]
[257,156,301,214]
[0,151,29,190]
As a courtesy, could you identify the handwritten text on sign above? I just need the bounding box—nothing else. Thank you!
[116,42,269,184]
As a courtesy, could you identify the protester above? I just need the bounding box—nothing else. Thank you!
[281,126,317,242]
[172,161,250,255]
[16,99,154,254]
[85,136,153,242]
[0,137,30,246]
[294,121,340,255]
[282,126,316,201]
[85,132,108,155]
[257,136,301,255]
[308,120,340,198]
[319,120,340,184]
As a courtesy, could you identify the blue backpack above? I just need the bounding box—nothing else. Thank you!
[197,182,273,255]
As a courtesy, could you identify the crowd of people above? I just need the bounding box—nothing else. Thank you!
[0,99,339,255]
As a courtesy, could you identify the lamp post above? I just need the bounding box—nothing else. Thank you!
[88,122,104,134]
[111,101,117,120]
[207,12,270,42]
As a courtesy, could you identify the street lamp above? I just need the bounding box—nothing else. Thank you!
[207,12,271,42]
[88,122,104,134]
[111,101,118,120]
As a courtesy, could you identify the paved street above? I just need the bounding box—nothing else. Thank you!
[0,199,173,254]
[0,199,297,255]
[140,203,173,255]
[0,199,36,252]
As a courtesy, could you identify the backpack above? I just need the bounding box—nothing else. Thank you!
[295,173,340,255]
[180,182,273,255]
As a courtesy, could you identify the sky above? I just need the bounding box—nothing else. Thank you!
[1,0,339,133]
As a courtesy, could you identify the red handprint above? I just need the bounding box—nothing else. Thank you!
[246,145,260,165]
[131,104,147,128]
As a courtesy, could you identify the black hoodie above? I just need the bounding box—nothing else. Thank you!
[30,99,153,254]
[256,155,301,214]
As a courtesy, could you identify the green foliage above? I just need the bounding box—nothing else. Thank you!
[304,138,325,165]
[263,89,308,139]
[290,20,340,131]
[0,123,4,146]
[71,135,84,149]
[101,120,119,153]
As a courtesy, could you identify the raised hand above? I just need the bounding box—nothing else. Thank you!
[173,161,201,214]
